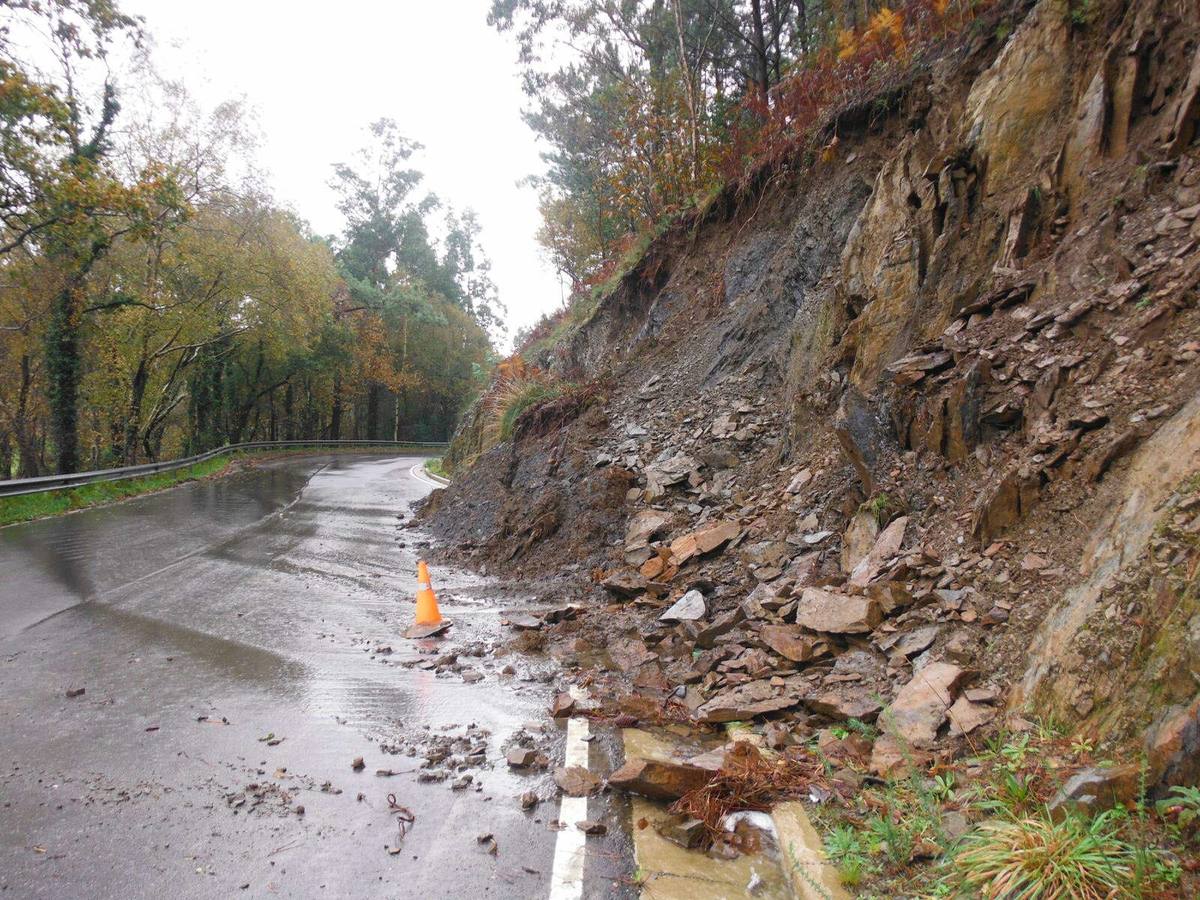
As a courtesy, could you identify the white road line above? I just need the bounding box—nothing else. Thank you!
[408,462,444,489]
[549,711,590,900]
[550,687,592,900]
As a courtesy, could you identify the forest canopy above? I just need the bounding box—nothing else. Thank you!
[0,0,502,477]
[492,0,981,320]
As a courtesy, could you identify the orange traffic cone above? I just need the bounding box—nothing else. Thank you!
[414,560,443,626]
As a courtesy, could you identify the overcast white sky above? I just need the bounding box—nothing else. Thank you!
[123,0,563,346]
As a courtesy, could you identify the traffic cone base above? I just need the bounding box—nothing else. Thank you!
[404,621,451,639]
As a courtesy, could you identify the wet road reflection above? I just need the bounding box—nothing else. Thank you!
[0,459,320,635]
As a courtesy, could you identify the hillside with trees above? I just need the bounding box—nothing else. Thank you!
[496,0,969,315]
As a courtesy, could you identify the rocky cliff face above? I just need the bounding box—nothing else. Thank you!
[426,0,1200,792]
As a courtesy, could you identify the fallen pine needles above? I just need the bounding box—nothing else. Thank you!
[669,741,825,847]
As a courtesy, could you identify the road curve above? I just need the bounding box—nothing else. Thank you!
[0,455,627,899]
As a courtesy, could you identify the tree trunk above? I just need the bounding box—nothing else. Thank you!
[45,238,108,474]
[749,0,771,110]
[366,383,381,441]
[0,432,11,480]
[331,372,343,440]
[672,0,702,184]
[284,382,295,441]
[15,353,39,478]
[124,359,148,466]
[46,280,83,474]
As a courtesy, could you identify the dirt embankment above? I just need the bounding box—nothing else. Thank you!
[425,0,1200,794]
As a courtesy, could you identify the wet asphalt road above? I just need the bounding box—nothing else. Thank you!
[0,456,632,899]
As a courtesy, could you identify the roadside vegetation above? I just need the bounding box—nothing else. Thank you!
[0,444,445,527]
[489,376,571,444]
[810,719,1195,897]
[496,0,1008,361]
[0,456,233,527]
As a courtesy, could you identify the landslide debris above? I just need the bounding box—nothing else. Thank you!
[422,0,1200,836]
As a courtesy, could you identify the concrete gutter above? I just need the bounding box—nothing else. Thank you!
[771,802,850,900]
[620,728,848,899]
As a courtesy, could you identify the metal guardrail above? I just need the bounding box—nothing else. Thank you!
[0,440,448,498]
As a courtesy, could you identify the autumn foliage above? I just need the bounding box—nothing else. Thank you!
[723,0,994,183]
[0,3,500,477]
[498,0,999,330]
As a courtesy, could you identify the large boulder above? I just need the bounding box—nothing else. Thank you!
[841,509,880,574]
[833,388,895,494]
[695,678,805,724]
[625,509,672,552]
[670,520,741,565]
[644,453,699,500]
[871,662,972,775]
[848,516,908,588]
[759,625,830,663]
[806,688,884,722]
[794,588,882,634]
[607,757,712,801]
[554,766,601,796]
[659,589,707,623]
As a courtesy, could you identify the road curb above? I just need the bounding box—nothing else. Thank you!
[771,801,850,899]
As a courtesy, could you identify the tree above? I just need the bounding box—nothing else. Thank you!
[2,0,189,472]
[329,120,500,442]
[0,5,505,478]
[490,0,820,285]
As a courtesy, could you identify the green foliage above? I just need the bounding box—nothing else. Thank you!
[1158,785,1200,838]
[948,809,1140,898]
[813,715,1191,897]
[931,773,957,803]
[825,824,873,885]
[0,25,502,480]
[1067,0,1096,27]
[491,377,568,443]
[998,732,1033,772]
[861,492,902,527]
[494,0,994,295]
[491,0,816,288]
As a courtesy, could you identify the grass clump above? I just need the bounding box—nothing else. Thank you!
[497,378,568,442]
[0,455,232,527]
[424,457,448,480]
[949,808,1137,898]
[482,370,597,449]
